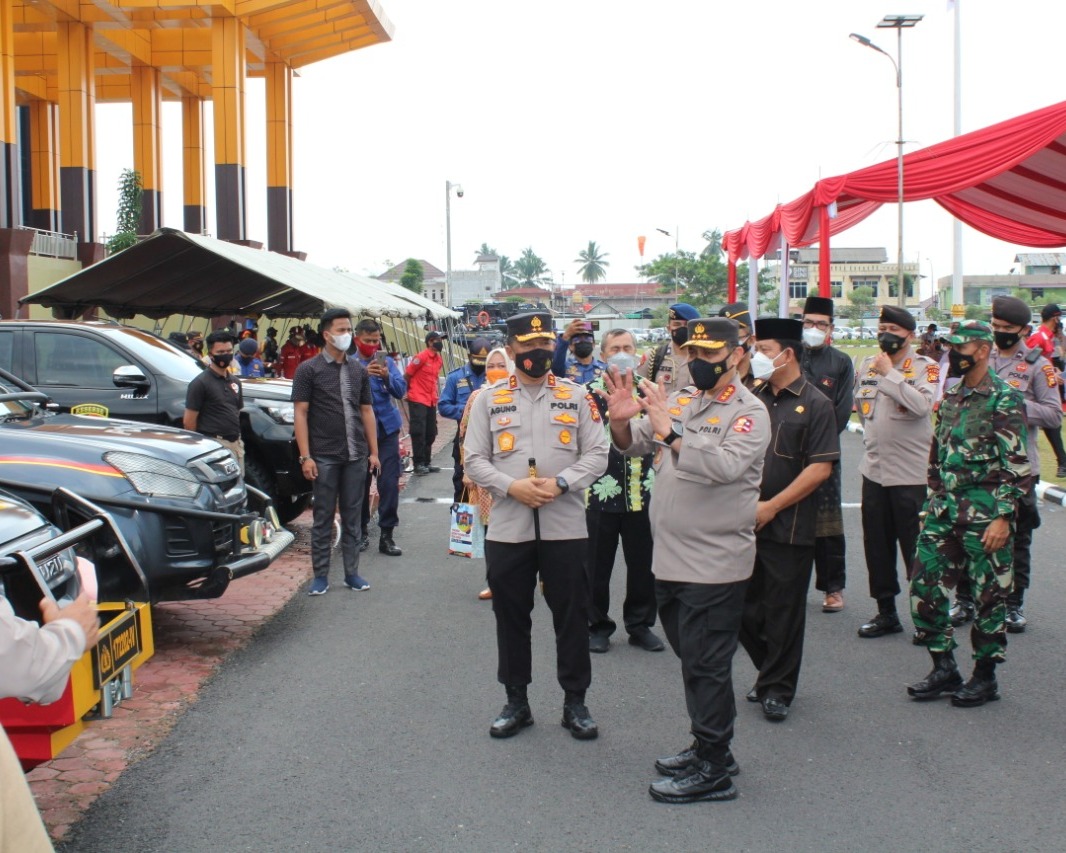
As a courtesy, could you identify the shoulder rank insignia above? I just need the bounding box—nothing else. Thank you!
[902,358,912,371]
[558,429,572,445]
[508,375,518,390]
[716,384,736,403]
[586,392,601,422]
[554,413,577,424]
[498,431,515,452]
[732,416,754,433]
[1042,364,1057,387]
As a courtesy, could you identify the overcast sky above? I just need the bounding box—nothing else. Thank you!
[96,0,1066,299]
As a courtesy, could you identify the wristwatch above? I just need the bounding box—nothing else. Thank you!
[668,424,684,445]
[555,476,570,494]
[299,455,312,464]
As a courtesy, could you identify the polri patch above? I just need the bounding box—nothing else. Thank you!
[732,416,754,433]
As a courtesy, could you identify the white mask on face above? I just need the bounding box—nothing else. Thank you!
[750,351,782,381]
[802,327,828,349]
[331,332,352,352]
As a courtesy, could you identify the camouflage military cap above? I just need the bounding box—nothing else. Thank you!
[944,319,994,345]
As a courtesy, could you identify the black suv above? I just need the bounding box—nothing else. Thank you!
[0,320,311,522]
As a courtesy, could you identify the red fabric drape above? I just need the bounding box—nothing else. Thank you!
[728,258,737,302]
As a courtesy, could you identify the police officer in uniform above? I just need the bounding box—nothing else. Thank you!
[854,305,939,638]
[604,317,770,803]
[907,321,1029,707]
[799,295,855,613]
[639,302,698,394]
[552,319,606,384]
[439,336,490,502]
[463,312,609,741]
[948,295,1061,632]
[718,303,757,389]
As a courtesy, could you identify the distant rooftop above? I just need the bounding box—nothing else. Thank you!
[793,248,890,264]
[1014,253,1066,267]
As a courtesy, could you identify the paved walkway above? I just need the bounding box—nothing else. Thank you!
[25,418,458,843]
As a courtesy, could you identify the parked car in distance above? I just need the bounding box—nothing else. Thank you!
[0,320,310,522]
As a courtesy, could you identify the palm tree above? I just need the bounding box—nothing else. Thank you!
[475,242,497,257]
[514,247,548,286]
[701,229,723,258]
[575,240,610,284]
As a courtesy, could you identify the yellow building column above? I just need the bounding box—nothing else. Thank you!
[57,21,96,242]
[28,100,60,231]
[0,0,19,227]
[265,61,293,253]
[182,96,206,234]
[212,17,246,242]
[131,65,162,234]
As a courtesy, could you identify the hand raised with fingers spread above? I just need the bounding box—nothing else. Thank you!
[598,366,642,421]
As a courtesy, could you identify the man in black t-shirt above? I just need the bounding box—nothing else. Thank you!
[184,331,244,473]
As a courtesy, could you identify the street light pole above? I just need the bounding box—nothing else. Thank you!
[851,13,923,310]
[445,180,463,306]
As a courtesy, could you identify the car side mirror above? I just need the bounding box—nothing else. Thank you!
[113,365,149,388]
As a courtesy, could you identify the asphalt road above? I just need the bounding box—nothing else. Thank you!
[61,432,1066,852]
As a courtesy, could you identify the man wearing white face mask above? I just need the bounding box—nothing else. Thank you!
[799,295,855,614]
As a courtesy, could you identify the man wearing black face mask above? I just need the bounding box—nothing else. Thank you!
[184,331,245,474]
[639,302,698,394]
[553,318,607,384]
[854,305,939,639]
[440,337,490,501]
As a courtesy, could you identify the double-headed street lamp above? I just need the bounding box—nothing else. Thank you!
[851,13,923,309]
[445,180,463,306]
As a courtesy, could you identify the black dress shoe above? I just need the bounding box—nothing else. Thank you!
[949,597,975,627]
[858,612,903,638]
[649,761,737,804]
[628,629,665,652]
[951,674,1000,707]
[426,464,442,473]
[589,634,610,654]
[490,701,533,738]
[655,742,739,777]
[413,465,430,476]
[907,651,962,700]
[561,702,599,740]
[745,686,759,703]
[379,536,402,556]
[762,697,789,721]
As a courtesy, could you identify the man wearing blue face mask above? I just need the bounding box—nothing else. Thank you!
[584,329,663,654]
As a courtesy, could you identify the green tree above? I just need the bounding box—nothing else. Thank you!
[476,242,496,257]
[964,303,988,321]
[513,247,547,286]
[575,240,610,284]
[925,306,948,323]
[107,168,142,254]
[839,285,876,322]
[399,258,424,294]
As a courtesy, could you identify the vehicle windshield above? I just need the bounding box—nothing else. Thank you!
[97,327,205,381]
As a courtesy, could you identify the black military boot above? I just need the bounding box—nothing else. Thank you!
[378,527,402,557]
[949,594,976,627]
[561,691,598,740]
[490,686,533,738]
[654,740,739,777]
[858,598,903,638]
[648,741,738,804]
[952,660,1000,707]
[1005,592,1027,633]
[907,650,963,700]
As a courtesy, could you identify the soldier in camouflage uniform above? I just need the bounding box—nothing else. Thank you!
[907,321,1030,708]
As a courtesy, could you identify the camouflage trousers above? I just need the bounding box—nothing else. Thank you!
[909,506,1014,663]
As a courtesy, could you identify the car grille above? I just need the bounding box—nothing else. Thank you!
[212,520,234,554]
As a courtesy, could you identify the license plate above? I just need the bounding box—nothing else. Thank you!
[92,609,142,688]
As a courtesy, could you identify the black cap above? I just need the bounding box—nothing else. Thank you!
[681,318,739,351]
[754,317,803,342]
[425,330,443,343]
[879,305,916,331]
[991,295,1032,328]
[718,302,752,330]
[468,337,491,363]
[505,311,556,343]
[803,296,835,318]
[1041,303,1061,321]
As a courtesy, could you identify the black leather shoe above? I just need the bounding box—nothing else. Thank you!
[649,761,737,803]
[762,697,789,721]
[949,597,975,627]
[858,612,903,638]
[426,464,442,473]
[628,629,665,652]
[907,651,962,700]
[1057,464,1066,479]
[413,465,430,476]
[655,742,739,777]
[589,634,610,654]
[561,702,599,740]
[952,673,1000,707]
[745,686,759,703]
[490,701,533,738]
[359,531,370,552]
[379,536,402,556]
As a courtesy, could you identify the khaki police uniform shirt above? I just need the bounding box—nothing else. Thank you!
[990,343,1063,480]
[854,348,938,487]
[463,373,609,542]
[620,380,770,584]
[638,343,692,396]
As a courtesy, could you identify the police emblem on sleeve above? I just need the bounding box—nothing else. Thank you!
[732,416,754,433]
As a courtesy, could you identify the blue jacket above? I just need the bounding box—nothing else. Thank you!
[357,355,406,436]
[552,336,606,385]
[237,356,266,378]
[439,363,486,421]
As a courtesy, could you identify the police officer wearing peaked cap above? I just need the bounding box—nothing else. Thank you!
[463,311,609,742]
[718,303,757,388]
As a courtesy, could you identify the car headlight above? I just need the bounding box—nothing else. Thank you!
[250,398,295,424]
[104,451,202,498]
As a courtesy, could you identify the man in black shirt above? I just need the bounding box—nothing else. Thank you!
[741,318,839,722]
[184,331,244,473]
[292,308,380,596]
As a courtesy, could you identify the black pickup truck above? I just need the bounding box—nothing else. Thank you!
[0,320,311,522]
